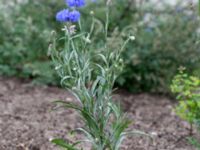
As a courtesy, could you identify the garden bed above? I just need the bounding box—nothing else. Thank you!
[0,76,196,150]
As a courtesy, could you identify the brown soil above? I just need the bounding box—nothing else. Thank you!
[0,76,197,150]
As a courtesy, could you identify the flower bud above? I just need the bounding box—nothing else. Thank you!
[90,11,94,15]
[105,68,109,72]
[55,65,61,70]
[51,30,56,37]
[129,36,135,41]
[47,44,53,56]
[119,58,123,63]
[108,102,112,107]
[85,37,91,44]
[99,106,102,110]
[72,87,76,90]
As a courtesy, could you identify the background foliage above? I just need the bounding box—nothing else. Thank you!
[0,0,62,85]
[171,69,200,149]
[0,0,199,93]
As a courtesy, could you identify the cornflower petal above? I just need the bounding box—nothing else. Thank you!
[69,10,81,22]
[56,9,70,22]
[66,0,85,7]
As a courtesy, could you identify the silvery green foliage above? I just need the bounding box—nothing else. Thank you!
[50,2,143,149]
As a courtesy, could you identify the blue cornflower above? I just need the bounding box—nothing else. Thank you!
[68,10,80,22]
[56,9,70,22]
[56,9,80,23]
[66,0,85,7]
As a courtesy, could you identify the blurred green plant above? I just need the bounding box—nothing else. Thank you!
[115,1,200,93]
[171,68,200,149]
[0,0,62,84]
[171,68,200,128]
[188,137,200,150]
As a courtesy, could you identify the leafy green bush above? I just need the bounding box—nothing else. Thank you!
[171,68,200,148]
[0,0,62,84]
[188,137,200,150]
[116,1,200,93]
[171,69,200,126]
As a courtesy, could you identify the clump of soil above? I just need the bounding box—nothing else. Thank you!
[0,77,197,150]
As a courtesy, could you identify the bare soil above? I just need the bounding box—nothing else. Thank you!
[0,76,197,150]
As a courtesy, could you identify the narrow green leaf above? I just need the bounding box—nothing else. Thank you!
[97,54,108,65]
[51,139,78,150]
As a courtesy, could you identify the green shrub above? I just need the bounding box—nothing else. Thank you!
[0,0,62,84]
[171,68,200,148]
[171,69,200,125]
[188,137,200,150]
[116,1,200,93]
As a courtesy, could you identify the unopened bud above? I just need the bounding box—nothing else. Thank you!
[72,87,76,90]
[129,36,135,41]
[105,68,109,72]
[47,44,53,56]
[73,67,77,71]
[51,30,56,37]
[85,37,91,44]
[55,65,61,70]
[90,11,94,15]
[99,106,102,110]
